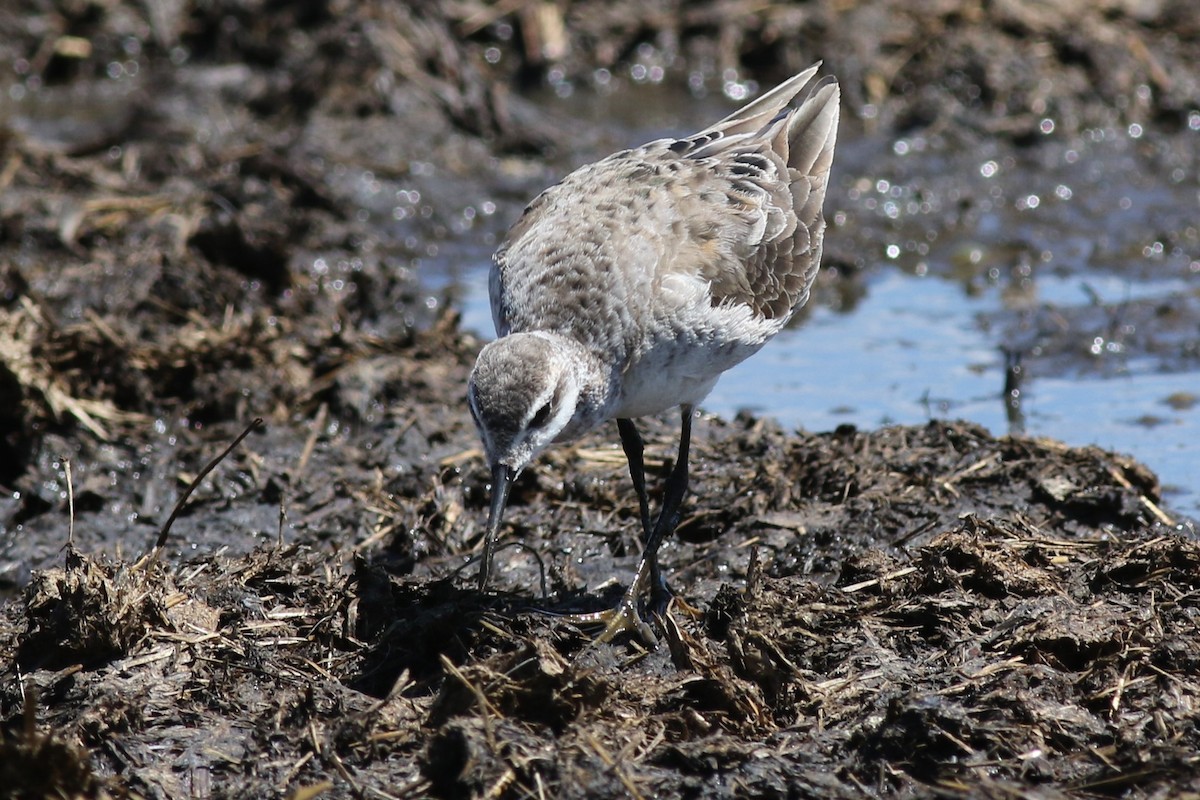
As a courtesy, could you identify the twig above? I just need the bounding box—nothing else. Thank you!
[456,0,528,36]
[64,457,75,546]
[584,732,646,800]
[454,541,549,600]
[440,654,504,723]
[841,566,918,593]
[296,402,327,477]
[1108,466,1174,526]
[139,417,263,565]
[277,480,289,549]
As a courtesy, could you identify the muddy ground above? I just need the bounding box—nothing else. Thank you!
[2,1,1199,798]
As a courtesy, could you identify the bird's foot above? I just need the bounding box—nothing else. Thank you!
[594,581,658,645]
[550,567,683,647]
[546,582,656,646]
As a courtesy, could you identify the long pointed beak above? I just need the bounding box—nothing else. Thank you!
[478,462,514,591]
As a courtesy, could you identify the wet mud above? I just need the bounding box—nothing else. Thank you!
[1,1,1198,798]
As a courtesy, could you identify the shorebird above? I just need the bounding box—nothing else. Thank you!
[468,63,840,641]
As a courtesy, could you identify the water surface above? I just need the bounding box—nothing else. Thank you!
[416,85,1200,520]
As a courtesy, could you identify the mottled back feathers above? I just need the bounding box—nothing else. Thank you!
[491,64,840,354]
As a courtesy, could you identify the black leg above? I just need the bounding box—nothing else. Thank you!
[573,405,696,645]
[617,418,652,543]
[644,404,692,608]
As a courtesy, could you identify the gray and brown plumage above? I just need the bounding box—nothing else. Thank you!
[468,64,840,640]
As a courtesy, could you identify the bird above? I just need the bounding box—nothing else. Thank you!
[467,63,840,642]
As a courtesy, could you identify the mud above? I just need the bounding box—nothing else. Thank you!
[1,1,1198,798]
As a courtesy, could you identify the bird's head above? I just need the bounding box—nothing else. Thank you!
[468,333,583,476]
[467,333,583,588]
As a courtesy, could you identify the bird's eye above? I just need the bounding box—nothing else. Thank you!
[530,402,553,428]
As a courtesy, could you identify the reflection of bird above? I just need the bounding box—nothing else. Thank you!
[468,64,840,641]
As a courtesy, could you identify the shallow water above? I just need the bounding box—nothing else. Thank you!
[361,82,1200,521]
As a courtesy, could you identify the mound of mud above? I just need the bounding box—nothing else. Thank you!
[2,418,1196,798]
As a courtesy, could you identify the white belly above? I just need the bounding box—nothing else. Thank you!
[615,368,720,418]
[613,320,774,418]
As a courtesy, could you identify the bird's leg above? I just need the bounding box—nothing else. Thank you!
[617,418,653,543]
[552,418,656,644]
[591,405,693,644]
[644,404,692,610]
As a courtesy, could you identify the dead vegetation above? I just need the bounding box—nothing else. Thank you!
[1,422,1196,798]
